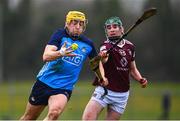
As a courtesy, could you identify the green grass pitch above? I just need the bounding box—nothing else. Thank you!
[0,80,180,120]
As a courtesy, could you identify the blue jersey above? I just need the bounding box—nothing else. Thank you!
[37,28,97,91]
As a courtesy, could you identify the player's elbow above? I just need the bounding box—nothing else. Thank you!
[43,54,49,62]
[130,68,136,76]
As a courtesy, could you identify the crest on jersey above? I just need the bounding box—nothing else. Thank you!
[119,49,126,56]
[127,49,132,56]
[81,47,86,53]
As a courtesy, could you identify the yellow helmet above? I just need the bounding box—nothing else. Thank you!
[66,11,87,24]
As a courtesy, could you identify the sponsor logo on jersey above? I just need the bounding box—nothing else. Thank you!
[120,57,128,67]
[117,57,129,71]
[117,67,129,71]
[62,53,83,66]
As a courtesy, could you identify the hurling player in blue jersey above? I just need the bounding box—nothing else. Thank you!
[20,11,108,120]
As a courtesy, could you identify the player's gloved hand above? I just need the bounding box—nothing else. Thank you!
[139,78,148,88]
[59,42,76,56]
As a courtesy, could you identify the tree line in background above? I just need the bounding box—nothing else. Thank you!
[0,0,180,81]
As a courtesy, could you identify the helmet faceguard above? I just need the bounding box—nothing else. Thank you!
[104,16,123,42]
[65,11,88,39]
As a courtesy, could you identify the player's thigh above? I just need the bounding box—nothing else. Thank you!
[22,102,45,119]
[48,94,68,113]
[106,107,121,120]
[82,100,104,119]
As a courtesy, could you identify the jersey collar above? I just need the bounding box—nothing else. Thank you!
[117,39,125,48]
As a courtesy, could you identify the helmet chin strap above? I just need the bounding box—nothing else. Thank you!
[65,27,80,40]
[108,36,121,43]
[71,34,79,40]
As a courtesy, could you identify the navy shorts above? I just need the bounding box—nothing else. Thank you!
[29,80,72,105]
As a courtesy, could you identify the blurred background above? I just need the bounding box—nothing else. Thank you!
[0,0,180,120]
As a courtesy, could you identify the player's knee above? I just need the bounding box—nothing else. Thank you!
[47,109,62,120]
[82,111,97,120]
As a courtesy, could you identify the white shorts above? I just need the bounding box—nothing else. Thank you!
[91,86,129,114]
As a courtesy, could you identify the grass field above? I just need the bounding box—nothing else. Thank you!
[0,80,180,120]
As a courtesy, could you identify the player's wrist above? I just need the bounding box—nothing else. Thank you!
[59,50,64,56]
[139,78,148,88]
[139,78,143,84]
[139,78,147,84]
[59,47,66,56]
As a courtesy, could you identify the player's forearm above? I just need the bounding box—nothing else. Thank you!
[99,61,105,78]
[130,61,143,81]
[130,68,142,82]
[130,64,148,88]
[101,57,108,64]
[99,61,108,86]
[130,61,147,88]
[43,51,61,62]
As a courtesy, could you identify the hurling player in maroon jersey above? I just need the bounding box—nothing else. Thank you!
[82,17,148,120]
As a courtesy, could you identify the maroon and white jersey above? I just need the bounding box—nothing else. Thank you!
[93,39,135,92]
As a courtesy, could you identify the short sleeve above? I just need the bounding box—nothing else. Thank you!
[47,29,65,47]
[100,41,112,52]
[88,42,98,59]
[131,46,135,61]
